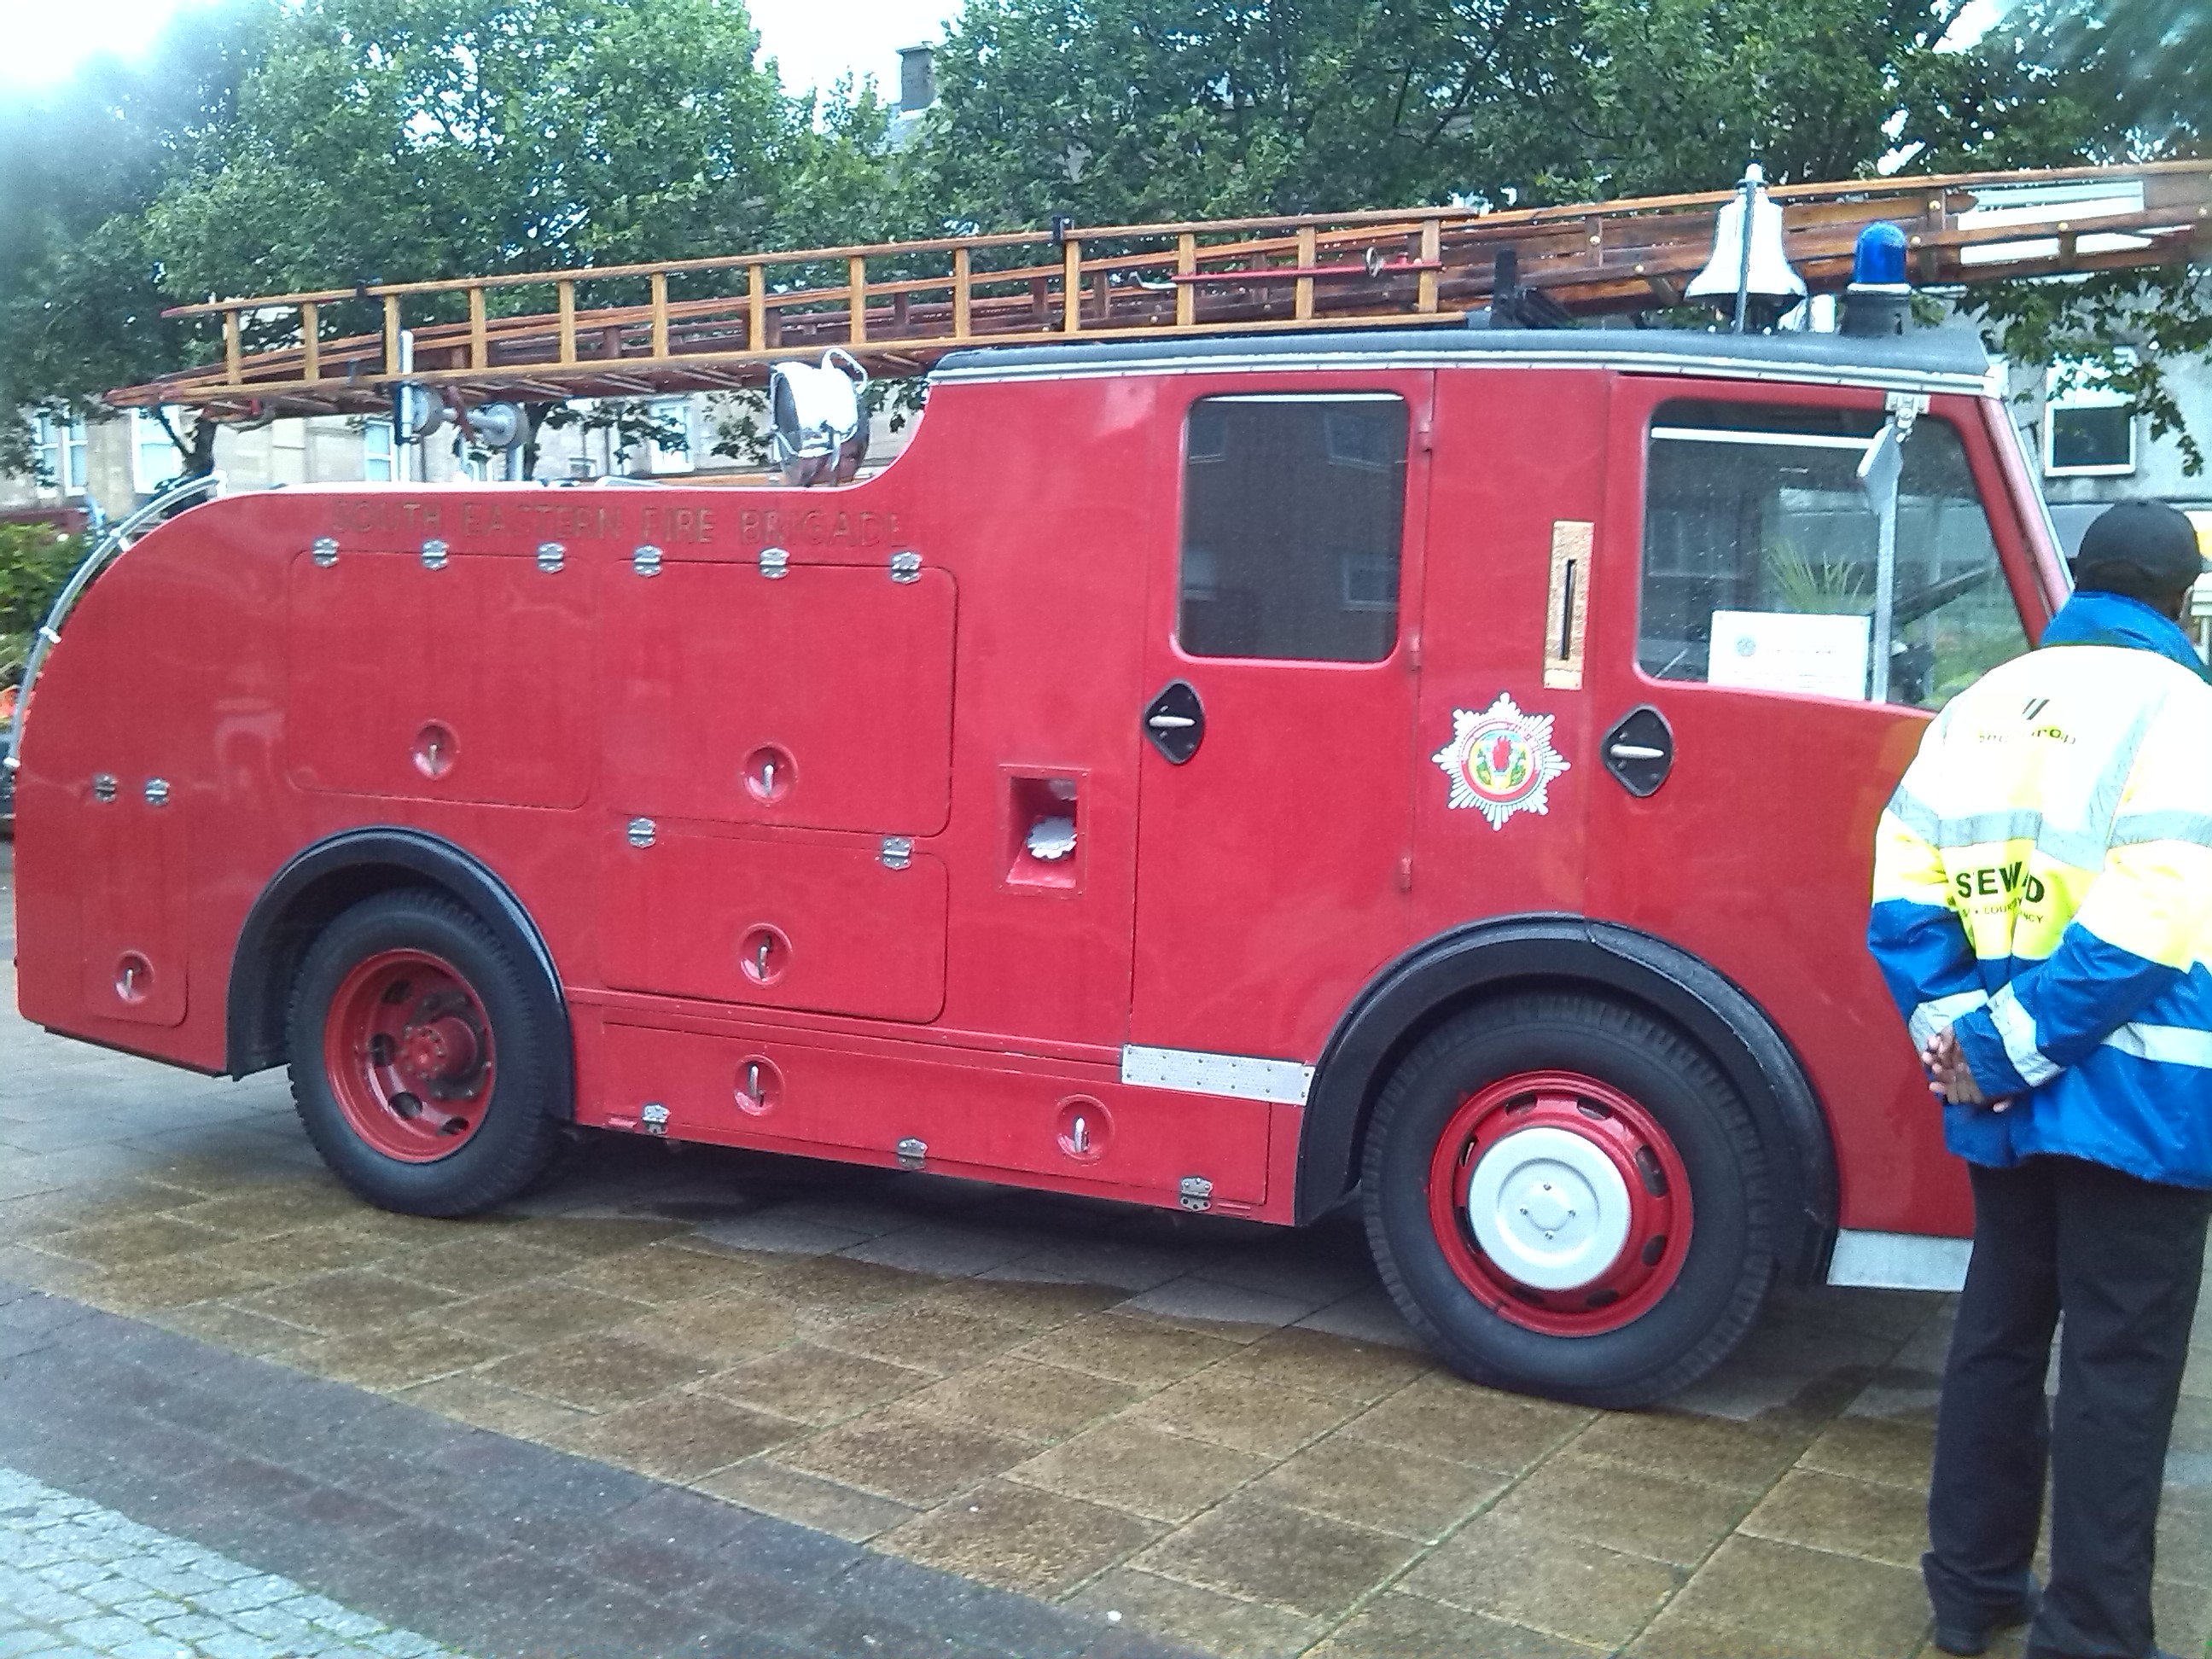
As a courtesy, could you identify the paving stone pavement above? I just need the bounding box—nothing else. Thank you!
[0,1464,462,1659]
[3,844,2209,1656]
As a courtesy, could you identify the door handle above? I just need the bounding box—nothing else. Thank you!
[1601,706,1674,797]
[1142,680,1205,764]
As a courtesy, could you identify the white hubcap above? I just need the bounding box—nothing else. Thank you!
[1464,1125,1633,1292]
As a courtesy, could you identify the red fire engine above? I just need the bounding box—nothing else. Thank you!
[10,164,2209,1406]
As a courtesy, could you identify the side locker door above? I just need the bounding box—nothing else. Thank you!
[1580,378,2040,1242]
[1412,367,1608,934]
[597,552,957,1025]
[1128,375,1430,1130]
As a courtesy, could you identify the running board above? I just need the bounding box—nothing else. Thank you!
[1826,1229,1970,1291]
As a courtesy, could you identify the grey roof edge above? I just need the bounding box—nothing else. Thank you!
[933,320,1993,384]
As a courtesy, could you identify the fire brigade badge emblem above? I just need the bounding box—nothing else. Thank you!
[1433,694,1569,830]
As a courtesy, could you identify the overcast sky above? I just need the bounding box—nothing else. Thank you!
[2,0,965,92]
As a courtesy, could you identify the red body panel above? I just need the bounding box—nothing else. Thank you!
[288,549,595,808]
[10,357,2058,1238]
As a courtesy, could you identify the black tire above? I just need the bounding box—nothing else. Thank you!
[1362,990,1774,1408]
[286,888,566,1216]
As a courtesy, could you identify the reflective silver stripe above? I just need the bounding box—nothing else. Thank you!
[2101,1022,2212,1068]
[2108,811,2212,850]
[1988,985,2061,1086]
[1885,693,2163,871]
[1827,1229,1971,1291]
[1909,989,1990,1051]
[1120,1045,1314,1105]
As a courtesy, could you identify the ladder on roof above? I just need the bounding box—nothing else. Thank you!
[110,160,2212,421]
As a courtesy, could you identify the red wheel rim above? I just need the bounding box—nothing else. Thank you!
[322,949,496,1162]
[1426,1069,1691,1337]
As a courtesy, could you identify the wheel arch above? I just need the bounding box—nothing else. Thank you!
[224,826,573,1121]
[1297,914,1837,1283]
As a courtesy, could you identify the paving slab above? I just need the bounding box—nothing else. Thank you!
[4,833,2209,1656]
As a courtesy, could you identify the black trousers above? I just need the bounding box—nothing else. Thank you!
[1926,1155,2211,1659]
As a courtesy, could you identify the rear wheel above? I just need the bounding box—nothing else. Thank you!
[1363,991,1773,1407]
[287,888,564,1216]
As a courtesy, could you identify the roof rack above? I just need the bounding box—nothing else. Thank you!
[110,160,2212,421]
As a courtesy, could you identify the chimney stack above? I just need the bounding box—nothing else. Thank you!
[898,44,936,114]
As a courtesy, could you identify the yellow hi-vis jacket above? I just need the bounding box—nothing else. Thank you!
[1869,591,2212,1189]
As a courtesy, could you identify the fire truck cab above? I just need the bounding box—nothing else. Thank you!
[10,321,2065,1407]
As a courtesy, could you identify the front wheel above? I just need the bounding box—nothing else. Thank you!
[287,888,566,1216]
[1363,992,1773,1408]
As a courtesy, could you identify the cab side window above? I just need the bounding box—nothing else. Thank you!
[1179,394,1406,662]
[1639,399,2025,709]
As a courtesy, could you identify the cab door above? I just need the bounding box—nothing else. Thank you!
[1128,376,1429,1084]
[1580,376,2046,1239]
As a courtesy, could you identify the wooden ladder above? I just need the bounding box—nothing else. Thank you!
[113,160,2212,420]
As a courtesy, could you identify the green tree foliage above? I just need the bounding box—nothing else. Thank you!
[149,0,882,299]
[1,0,894,476]
[0,2,266,480]
[1905,0,2209,473]
[902,0,1977,231]
[0,523,84,684]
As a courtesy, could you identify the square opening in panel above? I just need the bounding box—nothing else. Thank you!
[1004,771,1081,892]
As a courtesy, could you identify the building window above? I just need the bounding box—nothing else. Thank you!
[32,413,89,495]
[1639,399,2024,711]
[362,421,394,483]
[2044,356,2136,476]
[1176,393,1406,662]
[643,398,696,475]
[131,410,187,495]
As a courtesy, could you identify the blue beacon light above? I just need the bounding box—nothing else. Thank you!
[1841,221,1912,336]
[1853,221,1910,288]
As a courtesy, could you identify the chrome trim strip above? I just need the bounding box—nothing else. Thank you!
[933,346,1988,397]
[1827,1229,1972,1291]
[1120,1045,1315,1105]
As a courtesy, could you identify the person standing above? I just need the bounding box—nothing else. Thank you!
[1869,499,2212,1659]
